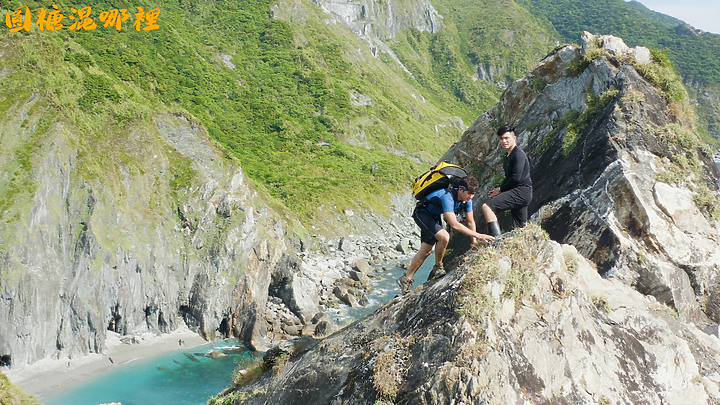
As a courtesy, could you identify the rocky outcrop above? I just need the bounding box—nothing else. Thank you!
[309,0,441,42]
[215,33,720,404]
[225,226,720,404]
[443,33,720,327]
[274,0,441,73]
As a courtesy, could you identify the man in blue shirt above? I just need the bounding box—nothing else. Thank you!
[398,176,495,295]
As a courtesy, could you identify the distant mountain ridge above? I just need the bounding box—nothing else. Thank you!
[518,0,720,141]
[626,0,685,27]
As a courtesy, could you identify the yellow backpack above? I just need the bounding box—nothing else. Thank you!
[412,162,467,200]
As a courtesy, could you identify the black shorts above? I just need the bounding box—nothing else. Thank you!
[413,207,444,246]
[487,187,532,228]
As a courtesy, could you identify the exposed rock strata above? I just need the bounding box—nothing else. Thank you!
[443,33,720,326]
[229,227,720,404]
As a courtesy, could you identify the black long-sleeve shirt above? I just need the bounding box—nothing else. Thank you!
[500,146,532,192]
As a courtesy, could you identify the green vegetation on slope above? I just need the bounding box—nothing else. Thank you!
[0,372,40,405]
[458,223,548,324]
[388,0,556,122]
[2,0,487,224]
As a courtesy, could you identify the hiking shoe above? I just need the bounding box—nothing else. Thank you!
[427,264,446,281]
[397,275,414,295]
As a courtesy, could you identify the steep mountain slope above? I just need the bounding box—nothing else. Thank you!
[626,0,684,27]
[2,0,719,373]
[0,38,294,364]
[219,34,720,405]
[223,229,720,404]
[519,0,720,142]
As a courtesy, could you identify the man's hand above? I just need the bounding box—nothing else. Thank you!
[479,233,494,242]
[489,188,500,198]
[474,233,495,243]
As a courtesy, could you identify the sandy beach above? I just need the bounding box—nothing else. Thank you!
[4,326,207,402]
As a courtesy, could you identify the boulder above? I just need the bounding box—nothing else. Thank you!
[349,270,371,286]
[338,238,358,253]
[314,320,337,337]
[332,286,359,307]
[269,254,320,324]
[396,238,413,254]
[351,258,373,275]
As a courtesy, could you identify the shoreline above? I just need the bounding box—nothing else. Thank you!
[5,326,207,402]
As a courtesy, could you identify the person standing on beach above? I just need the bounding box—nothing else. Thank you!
[482,125,533,236]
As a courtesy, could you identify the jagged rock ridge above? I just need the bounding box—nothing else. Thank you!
[444,32,720,327]
[228,226,720,404]
[221,33,720,404]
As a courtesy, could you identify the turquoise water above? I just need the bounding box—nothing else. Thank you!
[329,258,433,322]
[47,340,259,405]
[47,258,433,405]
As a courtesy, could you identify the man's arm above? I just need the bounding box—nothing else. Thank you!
[443,211,494,242]
[466,210,477,244]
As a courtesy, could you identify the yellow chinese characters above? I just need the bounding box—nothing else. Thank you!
[99,9,130,31]
[35,4,64,31]
[5,6,31,33]
[134,7,160,31]
[5,5,159,32]
[68,6,97,31]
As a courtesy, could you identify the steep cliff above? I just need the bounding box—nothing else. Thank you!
[0,95,293,365]
[223,226,720,404]
[0,2,432,369]
[443,32,720,326]
[216,33,720,404]
[0,92,416,368]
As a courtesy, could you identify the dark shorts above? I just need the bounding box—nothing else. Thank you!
[487,187,532,229]
[413,207,443,246]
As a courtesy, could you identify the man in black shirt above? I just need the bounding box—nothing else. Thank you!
[482,125,533,236]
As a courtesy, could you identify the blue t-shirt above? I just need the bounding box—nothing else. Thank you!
[423,188,472,216]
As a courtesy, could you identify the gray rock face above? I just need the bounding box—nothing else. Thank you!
[230,227,720,404]
[275,0,441,75]
[310,0,441,41]
[0,113,290,366]
[0,102,417,367]
[442,34,720,326]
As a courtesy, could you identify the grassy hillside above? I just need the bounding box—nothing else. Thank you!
[0,372,39,405]
[3,0,717,232]
[387,0,555,117]
[0,0,487,225]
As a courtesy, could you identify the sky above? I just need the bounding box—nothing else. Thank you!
[631,0,720,35]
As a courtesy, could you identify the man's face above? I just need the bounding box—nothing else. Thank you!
[499,132,517,151]
[458,188,475,202]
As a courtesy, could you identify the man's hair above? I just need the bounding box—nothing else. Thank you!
[459,176,480,194]
[496,125,516,137]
